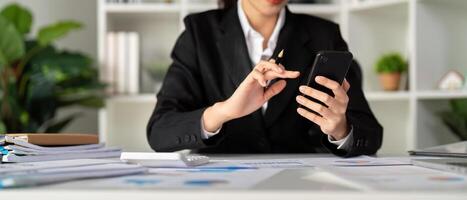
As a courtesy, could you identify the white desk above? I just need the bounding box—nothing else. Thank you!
[2,154,467,200]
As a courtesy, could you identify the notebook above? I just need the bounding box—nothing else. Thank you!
[408,141,467,158]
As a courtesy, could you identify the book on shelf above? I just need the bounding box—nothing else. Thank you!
[106,0,143,4]
[103,32,140,95]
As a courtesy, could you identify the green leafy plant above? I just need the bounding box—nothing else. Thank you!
[0,3,105,134]
[146,63,170,82]
[375,53,408,74]
[439,99,467,140]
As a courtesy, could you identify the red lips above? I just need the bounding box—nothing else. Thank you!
[266,0,284,5]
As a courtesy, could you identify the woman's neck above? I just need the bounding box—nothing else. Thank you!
[242,0,279,48]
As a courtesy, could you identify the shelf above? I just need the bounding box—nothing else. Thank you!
[415,0,467,91]
[106,94,157,103]
[187,3,218,13]
[105,3,181,13]
[349,0,408,12]
[288,4,341,15]
[365,91,411,101]
[416,90,467,100]
[365,90,467,100]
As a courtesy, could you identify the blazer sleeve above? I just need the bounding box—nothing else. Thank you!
[146,16,221,152]
[320,24,383,157]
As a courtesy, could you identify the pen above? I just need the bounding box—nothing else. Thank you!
[274,49,284,65]
[266,49,284,88]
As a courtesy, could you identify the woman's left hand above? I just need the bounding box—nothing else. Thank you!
[295,76,351,140]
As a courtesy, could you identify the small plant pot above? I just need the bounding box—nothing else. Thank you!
[379,73,401,91]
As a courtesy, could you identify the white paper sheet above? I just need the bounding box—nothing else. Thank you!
[300,156,411,167]
[0,159,121,175]
[210,156,410,168]
[0,163,146,188]
[2,151,121,163]
[50,167,282,189]
[320,165,467,190]
[207,159,312,168]
[7,145,121,155]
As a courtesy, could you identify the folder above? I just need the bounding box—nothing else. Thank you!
[5,133,98,146]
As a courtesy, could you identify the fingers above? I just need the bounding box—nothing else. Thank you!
[264,80,286,101]
[250,69,268,87]
[250,69,299,86]
[298,85,338,109]
[315,76,348,102]
[255,60,283,73]
[296,76,351,139]
[296,95,337,120]
[264,70,300,80]
[296,107,325,127]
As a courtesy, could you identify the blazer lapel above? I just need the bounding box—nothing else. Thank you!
[216,5,253,89]
[216,5,267,134]
[264,9,317,128]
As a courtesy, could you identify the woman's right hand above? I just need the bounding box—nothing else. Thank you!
[202,60,300,132]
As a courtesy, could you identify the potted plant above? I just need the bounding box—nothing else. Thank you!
[439,99,467,140]
[0,4,105,134]
[374,53,408,91]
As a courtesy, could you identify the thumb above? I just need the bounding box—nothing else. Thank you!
[264,80,286,101]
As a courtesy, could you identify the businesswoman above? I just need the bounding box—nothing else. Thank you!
[147,0,383,157]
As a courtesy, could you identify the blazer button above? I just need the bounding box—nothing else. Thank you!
[184,135,191,143]
[356,139,362,147]
[191,135,197,142]
[176,137,182,144]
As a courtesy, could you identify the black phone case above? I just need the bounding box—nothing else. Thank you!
[300,51,353,115]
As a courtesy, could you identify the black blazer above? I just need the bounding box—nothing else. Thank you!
[147,5,383,157]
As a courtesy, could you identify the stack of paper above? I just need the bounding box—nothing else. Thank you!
[0,159,147,188]
[0,136,121,163]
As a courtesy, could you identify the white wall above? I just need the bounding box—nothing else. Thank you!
[0,0,99,134]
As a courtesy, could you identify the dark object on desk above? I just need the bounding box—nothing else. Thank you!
[409,141,467,158]
[147,5,383,157]
[412,158,467,175]
[300,51,352,115]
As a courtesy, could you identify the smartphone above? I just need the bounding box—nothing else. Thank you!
[300,51,353,114]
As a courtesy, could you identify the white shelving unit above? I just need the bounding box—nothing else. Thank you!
[97,0,467,153]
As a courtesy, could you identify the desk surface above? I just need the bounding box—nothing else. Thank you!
[2,154,467,200]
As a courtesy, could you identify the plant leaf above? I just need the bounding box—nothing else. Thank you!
[0,120,6,134]
[58,95,105,108]
[37,21,82,46]
[31,51,93,83]
[0,3,32,35]
[43,113,82,133]
[439,111,467,140]
[26,73,57,125]
[0,15,25,68]
[451,99,467,118]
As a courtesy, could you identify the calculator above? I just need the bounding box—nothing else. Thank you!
[120,152,210,167]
